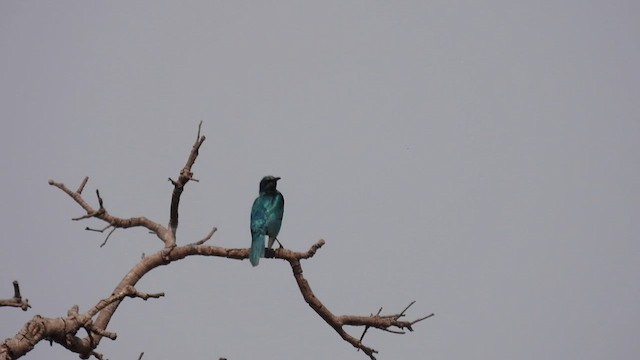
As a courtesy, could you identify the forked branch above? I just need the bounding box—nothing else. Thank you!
[282,247,432,359]
[48,178,169,245]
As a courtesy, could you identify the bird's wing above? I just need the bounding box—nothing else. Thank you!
[265,192,284,236]
[250,196,267,233]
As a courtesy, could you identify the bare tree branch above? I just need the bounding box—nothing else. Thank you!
[2,123,431,360]
[0,286,162,360]
[0,281,30,311]
[48,179,170,245]
[281,249,432,359]
[168,120,206,239]
[2,234,429,359]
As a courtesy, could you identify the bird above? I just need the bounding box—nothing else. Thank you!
[249,175,285,266]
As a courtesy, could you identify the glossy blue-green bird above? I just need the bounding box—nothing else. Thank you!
[249,176,285,266]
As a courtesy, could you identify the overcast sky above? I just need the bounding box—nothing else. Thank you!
[1,1,639,359]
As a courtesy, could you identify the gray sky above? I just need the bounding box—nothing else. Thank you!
[1,1,639,359]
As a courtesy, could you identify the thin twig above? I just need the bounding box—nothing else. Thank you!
[96,189,104,209]
[411,313,435,325]
[99,228,117,248]
[12,280,21,299]
[358,307,382,351]
[72,211,100,221]
[398,300,415,318]
[77,176,89,194]
[86,225,112,233]
[190,227,217,245]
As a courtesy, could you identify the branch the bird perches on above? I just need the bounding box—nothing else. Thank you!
[1,123,431,360]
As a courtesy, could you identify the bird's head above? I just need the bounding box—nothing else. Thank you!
[259,175,281,194]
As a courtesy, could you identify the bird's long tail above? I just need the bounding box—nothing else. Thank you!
[250,232,265,267]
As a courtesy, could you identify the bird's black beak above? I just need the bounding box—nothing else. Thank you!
[274,177,281,181]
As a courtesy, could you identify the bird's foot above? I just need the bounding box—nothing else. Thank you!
[265,248,276,258]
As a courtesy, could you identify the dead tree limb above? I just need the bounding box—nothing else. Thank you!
[283,247,433,359]
[1,123,431,360]
[168,120,206,239]
[0,281,30,311]
[48,178,170,246]
[0,286,162,360]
